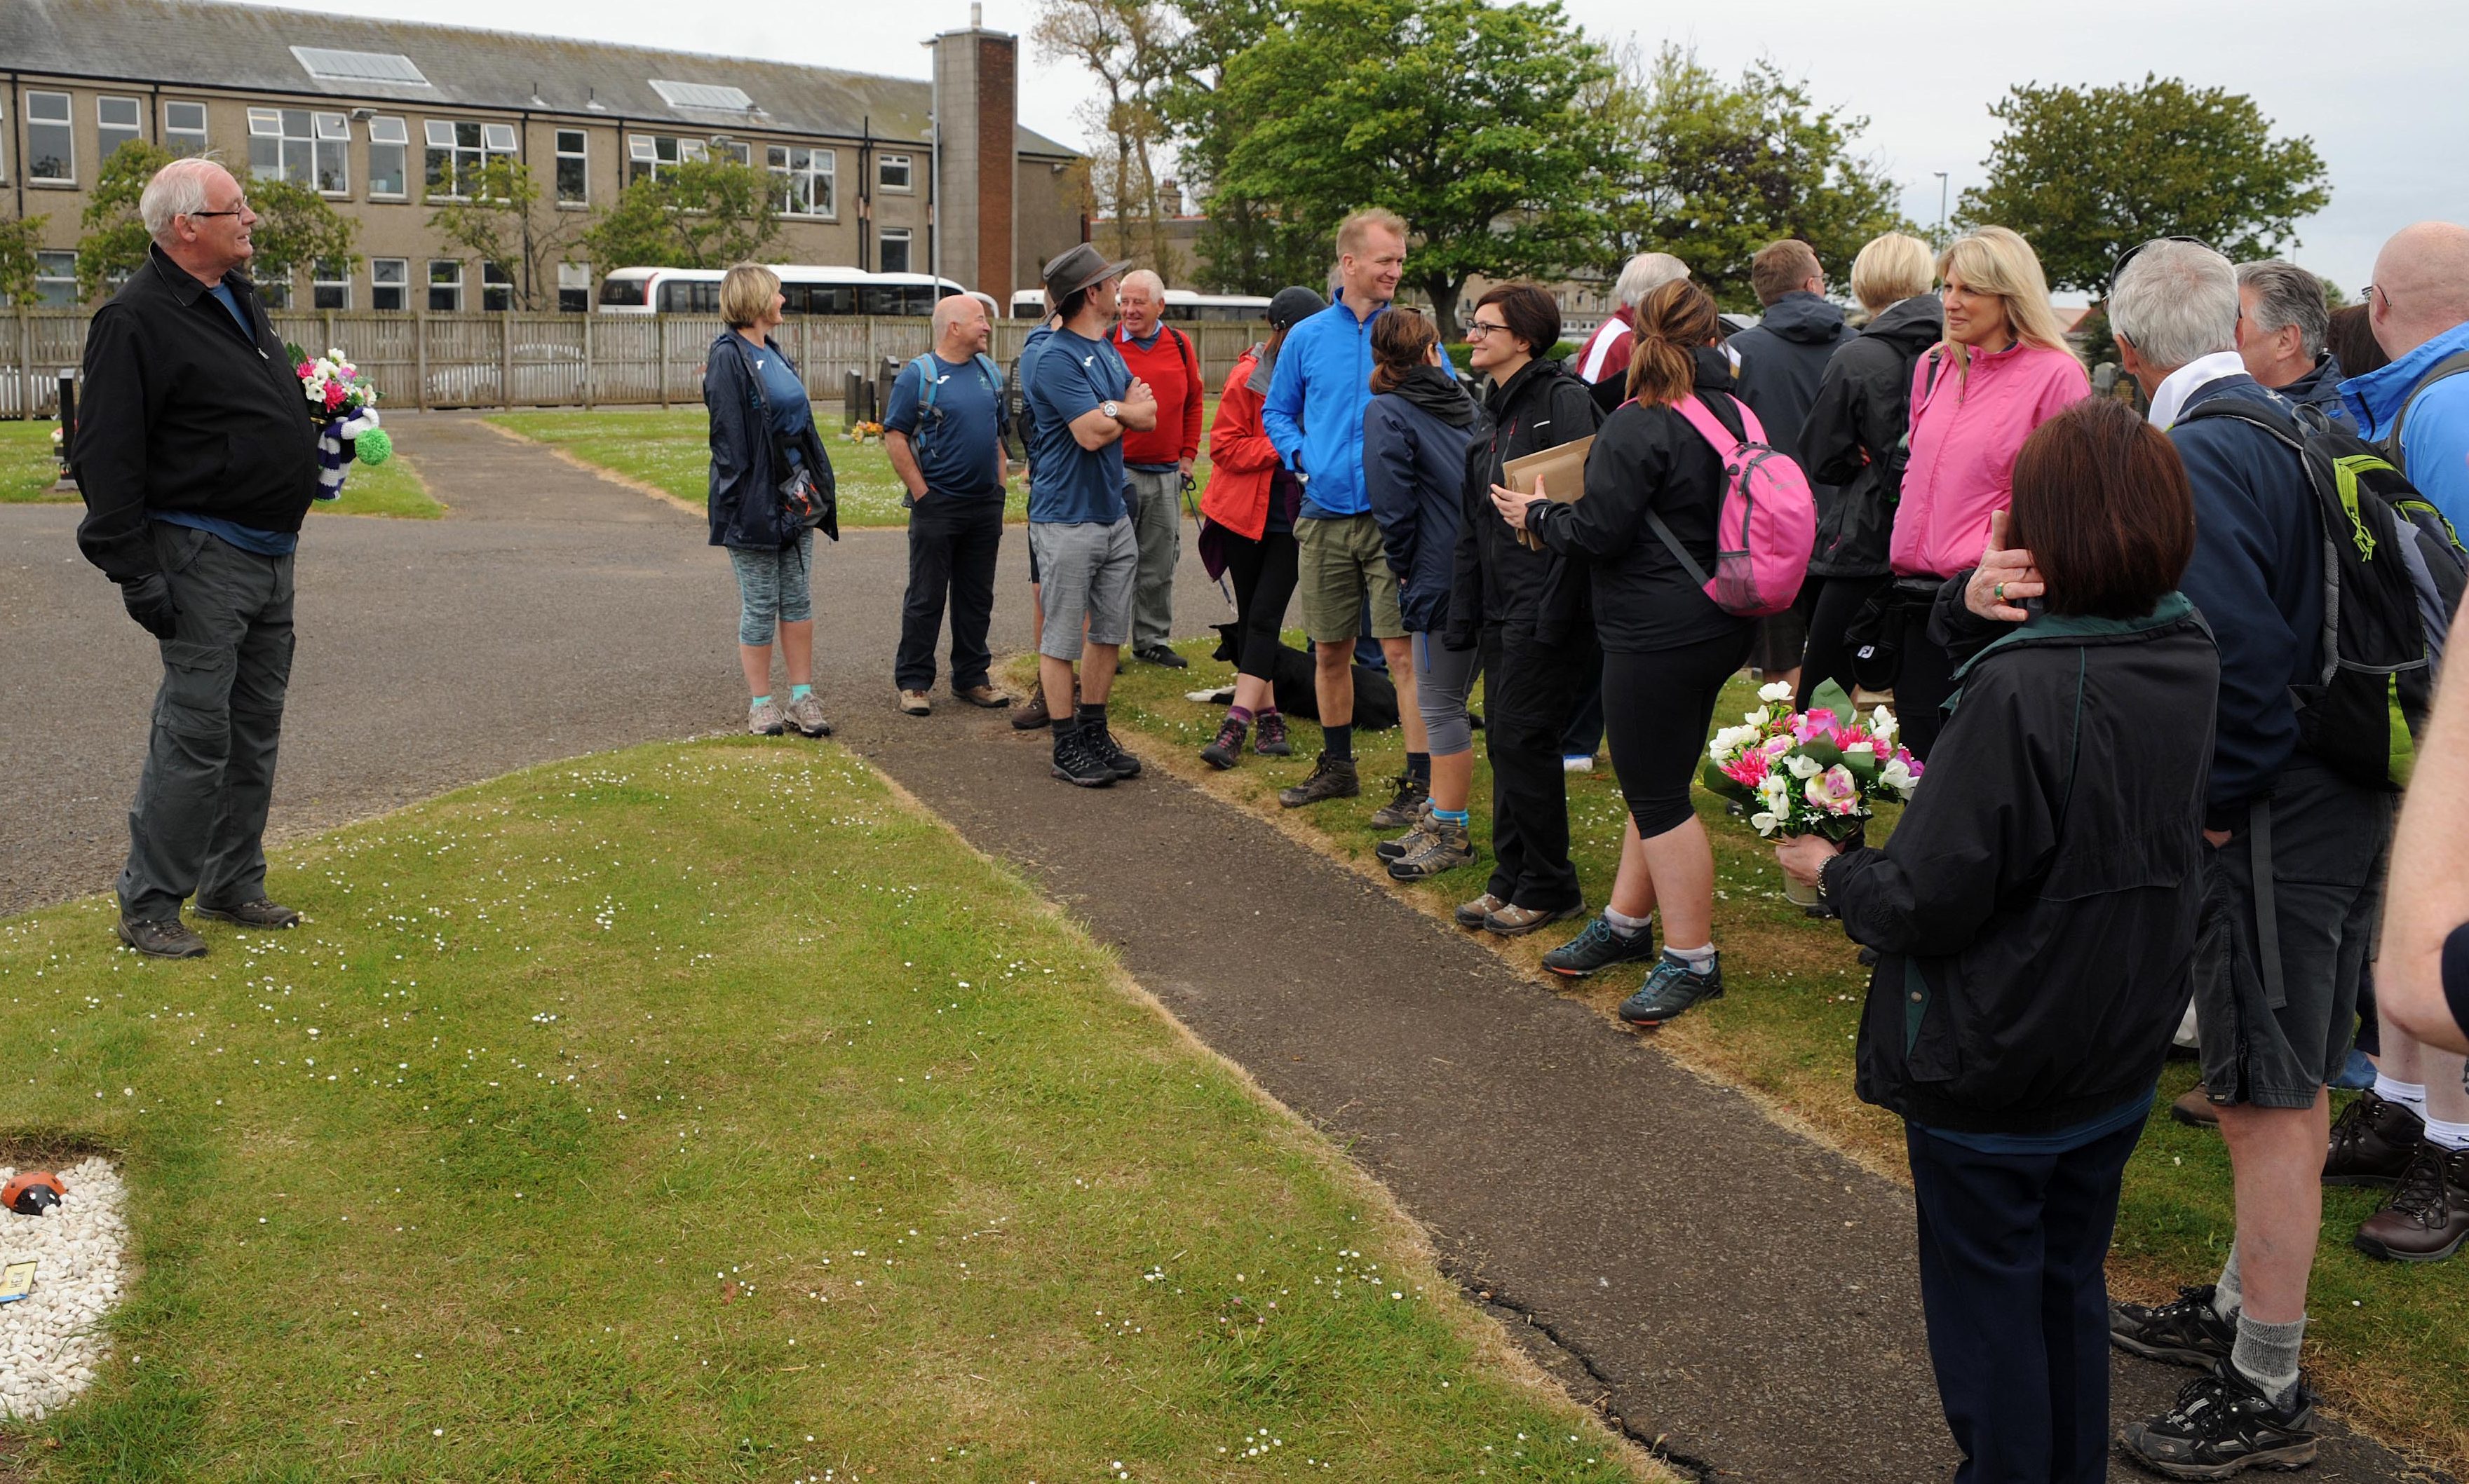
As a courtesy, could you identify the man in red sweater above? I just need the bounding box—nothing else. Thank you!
[1114,268,1208,667]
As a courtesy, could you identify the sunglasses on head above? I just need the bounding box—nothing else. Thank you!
[2108,235,2219,295]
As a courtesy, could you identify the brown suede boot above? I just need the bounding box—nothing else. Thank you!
[2324,1089,2426,1187]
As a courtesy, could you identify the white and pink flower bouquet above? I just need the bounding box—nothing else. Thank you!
[286,343,391,497]
[1702,679,1922,852]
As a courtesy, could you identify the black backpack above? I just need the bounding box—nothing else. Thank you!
[2179,395,2469,789]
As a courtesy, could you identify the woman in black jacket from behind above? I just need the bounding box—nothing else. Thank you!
[1447,283,1602,935]
[1494,278,1753,1023]
[1778,399,2218,1484]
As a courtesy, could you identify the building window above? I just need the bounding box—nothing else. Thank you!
[878,227,912,275]
[33,251,79,306]
[259,272,292,310]
[627,134,706,186]
[768,145,835,218]
[372,258,409,311]
[877,153,912,191]
[482,261,513,312]
[367,116,408,198]
[424,120,516,199]
[555,129,588,205]
[163,100,208,156]
[312,259,351,310]
[27,92,74,182]
[97,97,142,161]
[249,108,350,193]
[557,261,591,313]
[428,259,463,312]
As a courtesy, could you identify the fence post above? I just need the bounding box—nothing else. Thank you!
[17,307,32,421]
[582,312,595,410]
[500,313,515,409]
[415,312,430,411]
[323,308,336,355]
[658,316,670,410]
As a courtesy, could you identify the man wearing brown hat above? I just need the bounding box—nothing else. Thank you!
[1021,244,1159,787]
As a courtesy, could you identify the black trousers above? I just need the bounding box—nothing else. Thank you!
[1602,629,1755,838]
[1223,524,1301,683]
[1795,572,1893,712]
[1482,622,1597,911]
[895,493,1004,693]
[1893,625,1963,763]
[1906,1119,2143,1484]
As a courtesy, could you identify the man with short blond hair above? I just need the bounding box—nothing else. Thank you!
[886,291,1010,714]
[1111,267,1205,666]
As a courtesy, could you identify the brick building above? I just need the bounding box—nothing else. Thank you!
[0,0,1083,311]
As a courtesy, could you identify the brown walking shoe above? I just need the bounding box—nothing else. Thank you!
[1454,892,1506,929]
[955,683,1012,709]
[2325,1088,2425,1187]
[896,688,933,716]
[193,898,302,930]
[1278,752,1359,808]
[116,916,208,958]
[1483,901,1585,937]
[1376,803,1435,861]
[2353,1140,2469,1262]
[2170,1086,2221,1129]
[1388,818,1476,881]
[1013,684,1052,729]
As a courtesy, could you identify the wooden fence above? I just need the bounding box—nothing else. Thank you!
[0,309,1273,420]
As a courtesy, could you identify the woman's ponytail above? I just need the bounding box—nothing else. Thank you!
[1625,278,1719,408]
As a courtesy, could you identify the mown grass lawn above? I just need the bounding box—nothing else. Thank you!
[1,419,440,518]
[1083,641,2469,1473]
[1,420,64,503]
[0,738,1657,1482]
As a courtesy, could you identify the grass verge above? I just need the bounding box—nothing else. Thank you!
[1076,639,2469,1475]
[1,421,440,517]
[2,421,69,503]
[0,738,1661,1482]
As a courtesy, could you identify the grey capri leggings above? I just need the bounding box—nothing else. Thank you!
[728,530,815,645]
[1413,629,1480,757]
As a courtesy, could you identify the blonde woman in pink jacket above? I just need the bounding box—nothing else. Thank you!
[1887,226,2090,758]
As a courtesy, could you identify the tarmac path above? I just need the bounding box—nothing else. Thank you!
[0,410,2440,1483]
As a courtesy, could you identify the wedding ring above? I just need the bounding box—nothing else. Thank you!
[1994,581,2007,601]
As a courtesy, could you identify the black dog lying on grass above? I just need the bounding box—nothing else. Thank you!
[1208,622,1400,730]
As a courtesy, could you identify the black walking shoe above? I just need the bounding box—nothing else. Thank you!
[2109,1284,2236,1368]
[1542,915,1659,978]
[1253,712,1292,756]
[1050,730,1116,787]
[116,916,208,958]
[1367,775,1430,829]
[1200,717,1247,770]
[1278,752,1359,808]
[1618,953,1723,1026]
[1083,722,1142,780]
[193,897,302,930]
[1135,644,1189,669]
[2120,1361,2319,1479]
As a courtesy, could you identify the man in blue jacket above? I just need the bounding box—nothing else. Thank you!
[2342,222,2469,536]
[2102,240,2386,1476]
[1264,207,1427,815]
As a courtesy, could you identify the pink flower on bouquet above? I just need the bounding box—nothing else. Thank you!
[1805,764,1861,815]
[1720,753,1772,789]
[1793,707,1839,743]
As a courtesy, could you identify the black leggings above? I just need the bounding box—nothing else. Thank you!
[1795,573,1893,712]
[1224,526,1301,683]
[1893,625,1963,763]
[1604,629,1757,838]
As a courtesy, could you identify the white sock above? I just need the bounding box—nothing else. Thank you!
[2373,1074,2428,1113]
[1664,941,1717,972]
[1604,908,1651,939]
[2425,1116,2469,1152]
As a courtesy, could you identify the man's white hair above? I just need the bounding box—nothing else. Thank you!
[141,156,234,243]
[2110,240,2240,372]
[1614,252,1689,311]
[1120,268,1165,299]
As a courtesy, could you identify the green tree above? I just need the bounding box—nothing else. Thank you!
[1956,74,2331,294]
[0,215,46,306]
[426,157,588,311]
[1590,44,1910,311]
[1149,0,1328,294]
[244,176,360,300]
[74,144,357,304]
[75,140,176,299]
[1034,0,1187,275]
[1209,0,1618,334]
[579,159,780,271]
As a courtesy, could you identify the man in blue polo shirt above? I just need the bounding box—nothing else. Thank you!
[886,292,1011,716]
[1024,244,1158,788]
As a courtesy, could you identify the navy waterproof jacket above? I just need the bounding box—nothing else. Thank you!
[1363,369,1478,634]
[703,330,837,550]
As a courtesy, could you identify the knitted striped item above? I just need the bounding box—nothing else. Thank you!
[315,408,381,501]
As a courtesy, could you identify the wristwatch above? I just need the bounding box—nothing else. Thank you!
[1102,400,1121,421]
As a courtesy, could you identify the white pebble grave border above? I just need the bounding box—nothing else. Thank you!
[0,1159,128,1421]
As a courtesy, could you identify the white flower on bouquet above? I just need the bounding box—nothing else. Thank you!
[1870,705,1898,741]
[1757,680,1796,704]
[1880,755,1918,798]
[1750,810,1780,833]
[1785,753,1823,780]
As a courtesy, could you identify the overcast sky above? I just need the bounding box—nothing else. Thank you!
[236,0,2468,301]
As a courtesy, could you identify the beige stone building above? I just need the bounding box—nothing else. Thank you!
[0,0,1084,311]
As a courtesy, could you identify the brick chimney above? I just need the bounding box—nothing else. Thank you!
[931,13,1017,302]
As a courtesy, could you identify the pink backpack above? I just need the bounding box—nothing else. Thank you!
[1642,393,1815,618]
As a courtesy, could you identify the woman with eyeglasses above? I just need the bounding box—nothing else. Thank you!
[1884,226,2088,760]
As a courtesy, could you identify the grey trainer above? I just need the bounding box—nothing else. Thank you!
[748,698,787,735]
[785,694,834,736]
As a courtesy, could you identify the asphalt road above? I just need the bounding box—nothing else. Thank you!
[0,411,2442,1483]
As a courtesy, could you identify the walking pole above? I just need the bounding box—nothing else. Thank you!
[1182,472,1233,608]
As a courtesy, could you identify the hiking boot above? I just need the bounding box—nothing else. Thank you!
[1254,712,1292,756]
[192,898,302,930]
[896,688,933,716]
[1200,716,1247,770]
[1050,730,1116,788]
[1543,915,1659,978]
[2325,1088,2424,1187]
[2120,1361,2318,1479]
[2353,1140,2469,1262]
[116,915,207,959]
[2109,1284,2235,1368]
[1388,818,1475,881]
[1618,952,1724,1026]
[1454,892,1506,929]
[1278,752,1359,808]
[748,697,786,735]
[1375,804,1435,862]
[954,683,1012,709]
[1013,684,1054,730]
[1483,901,1585,937]
[785,694,834,736]
[1135,644,1189,669]
[2171,1086,2222,1129]
[1368,775,1430,829]
[1083,721,1142,780]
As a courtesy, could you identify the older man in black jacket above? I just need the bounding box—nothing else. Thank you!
[74,157,324,958]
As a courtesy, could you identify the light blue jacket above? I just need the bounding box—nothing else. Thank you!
[2341,319,2469,532]
[1263,292,1389,518]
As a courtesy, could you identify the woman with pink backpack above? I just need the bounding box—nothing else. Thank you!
[1491,278,1813,1027]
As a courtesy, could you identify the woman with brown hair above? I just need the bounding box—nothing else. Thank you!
[1491,278,1753,1019]
[1778,397,2218,1484]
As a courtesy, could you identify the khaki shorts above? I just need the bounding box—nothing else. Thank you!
[1297,512,1404,644]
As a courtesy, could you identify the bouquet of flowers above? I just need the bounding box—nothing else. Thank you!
[1703,679,1922,880]
[285,344,391,497]
[846,421,886,445]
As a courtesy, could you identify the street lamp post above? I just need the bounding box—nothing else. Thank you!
[1934,172,1950,245]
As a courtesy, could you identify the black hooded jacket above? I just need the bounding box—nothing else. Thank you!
[1799,294,1944,578]
[1444,355,1600,648]
[1729,292,1856,467]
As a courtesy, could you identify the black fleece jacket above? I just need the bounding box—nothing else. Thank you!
[1444,356,1599,648]
[1800,294,1944,578]
[1825,590,2219,1134]
[73,245,320,583]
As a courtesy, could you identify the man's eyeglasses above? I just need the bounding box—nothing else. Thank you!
[2109,234,2219,294]
[1464,320,1511,339]
[186,200,251,220]
[2365,283,2393,310]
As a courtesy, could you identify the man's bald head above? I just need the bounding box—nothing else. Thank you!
[2369,221,2469,359]
[932,292,991,358]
